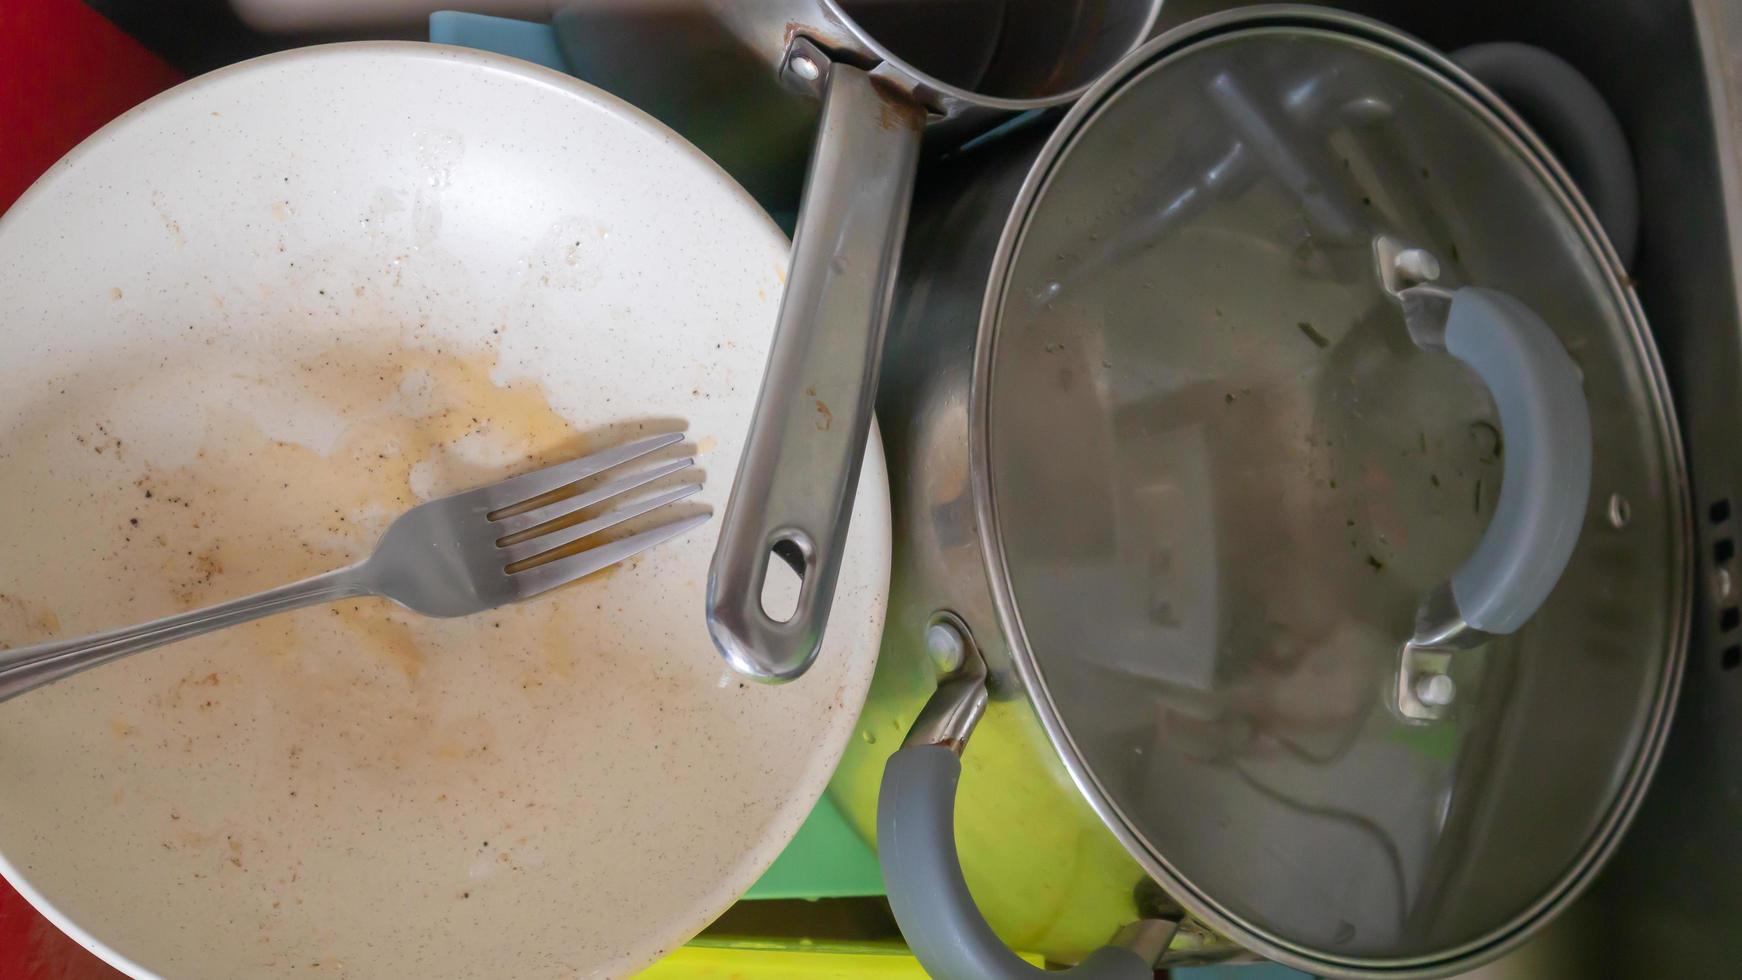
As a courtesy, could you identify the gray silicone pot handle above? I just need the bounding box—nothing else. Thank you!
[1425,286,1593,637]
[879,744,1159,980]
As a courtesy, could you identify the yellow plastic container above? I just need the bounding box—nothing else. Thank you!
[637,941,1044,978]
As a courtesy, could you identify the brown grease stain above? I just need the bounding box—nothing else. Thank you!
[0,594,59,648]
[333,603,426,680]
[868,77,927,133]
[150,190,186,247]
[0,336,605,781]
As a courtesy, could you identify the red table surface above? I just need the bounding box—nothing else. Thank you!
[0,875,124,979]
[1,0,178,974]
[0,0,183,214]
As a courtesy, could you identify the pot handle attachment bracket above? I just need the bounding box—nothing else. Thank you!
[1376,236,1593,721]
[879,616,1179,979]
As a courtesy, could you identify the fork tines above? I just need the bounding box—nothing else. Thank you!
[487,431,708,596]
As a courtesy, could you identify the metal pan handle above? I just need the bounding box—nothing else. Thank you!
[707,54,923,681]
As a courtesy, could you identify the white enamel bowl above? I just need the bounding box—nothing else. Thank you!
[0,42,889,980]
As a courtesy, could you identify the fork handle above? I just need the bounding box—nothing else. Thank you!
[0,566,370,704]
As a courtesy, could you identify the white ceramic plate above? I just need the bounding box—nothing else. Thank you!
[0,43,889,979]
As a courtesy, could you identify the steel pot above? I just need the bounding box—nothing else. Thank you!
[830,7,1690,978]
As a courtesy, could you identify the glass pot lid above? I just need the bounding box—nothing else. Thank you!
[975,14,1689,970]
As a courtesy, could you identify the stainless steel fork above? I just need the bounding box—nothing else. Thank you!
[0,430,707,704]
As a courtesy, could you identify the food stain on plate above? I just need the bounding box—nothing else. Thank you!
[0,331,694,796]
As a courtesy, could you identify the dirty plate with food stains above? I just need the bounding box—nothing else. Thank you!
[0,42,889,980]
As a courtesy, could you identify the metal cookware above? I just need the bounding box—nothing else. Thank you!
[0,43,891,979]
[559,0,1164,680]
[832,8,1690,977]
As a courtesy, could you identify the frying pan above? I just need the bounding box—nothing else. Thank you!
[0,42,890,979]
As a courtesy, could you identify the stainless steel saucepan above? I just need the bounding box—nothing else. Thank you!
[829,7,1690,977]
[561,0,1165,680]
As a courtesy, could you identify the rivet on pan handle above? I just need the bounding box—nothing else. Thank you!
[706,40,924,682]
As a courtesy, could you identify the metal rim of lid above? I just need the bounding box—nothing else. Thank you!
[964,6,1691,976]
